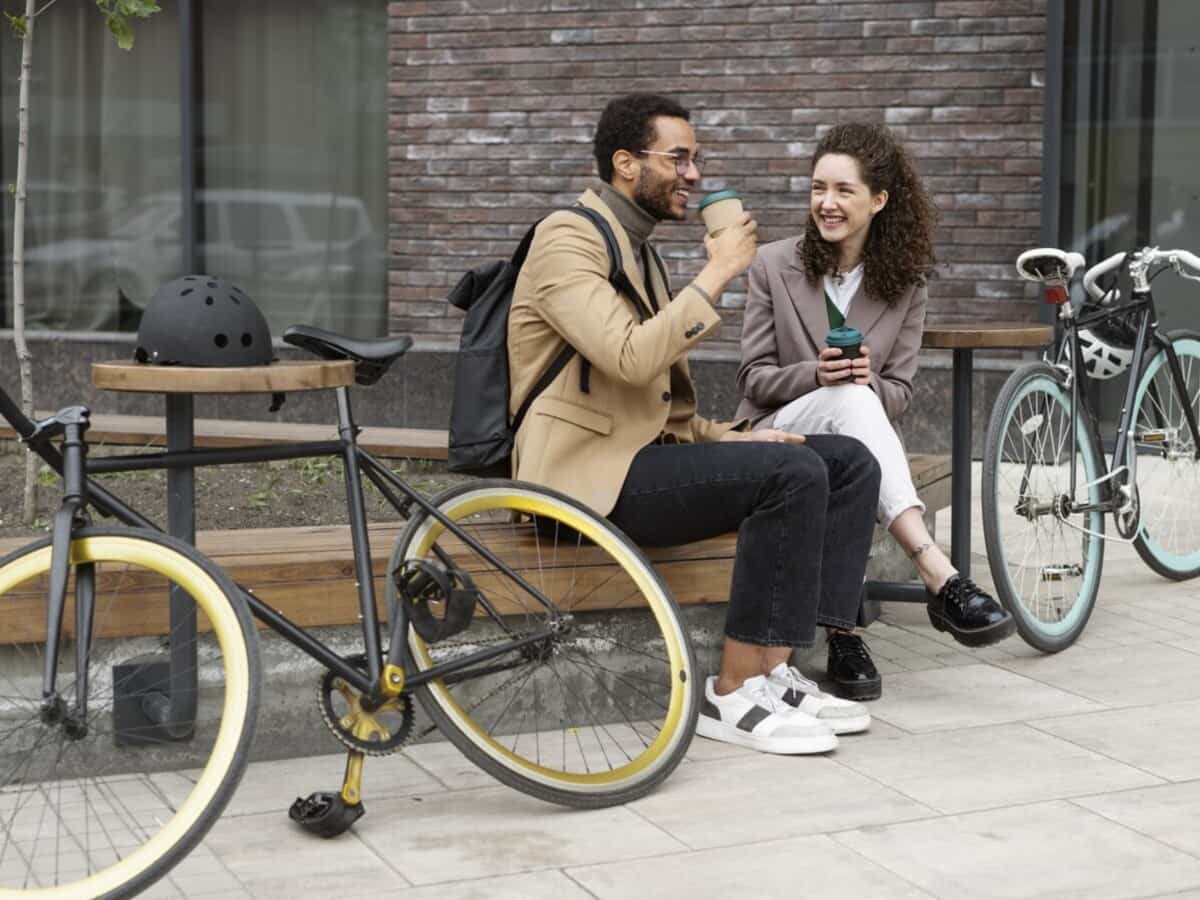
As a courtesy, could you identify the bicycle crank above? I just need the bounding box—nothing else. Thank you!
[317,662,414,756]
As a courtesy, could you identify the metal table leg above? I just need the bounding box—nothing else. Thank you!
[113,392,198,743]
[951,348,973,576]
[863,350,975,619]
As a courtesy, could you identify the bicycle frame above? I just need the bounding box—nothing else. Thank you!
[1052,281,1200,518]
[0,380,564,721]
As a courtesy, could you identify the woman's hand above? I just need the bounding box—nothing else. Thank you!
[721,428,805,445]
[817,345,872,387]
[816,347,853,386]
[850,345,872,386]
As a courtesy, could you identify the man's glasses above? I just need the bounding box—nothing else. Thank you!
[638,150,705,175]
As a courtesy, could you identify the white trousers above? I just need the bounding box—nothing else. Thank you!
[772,384,923,529]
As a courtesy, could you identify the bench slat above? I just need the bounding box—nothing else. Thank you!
[0,413,448,459]
[0,452,950,640]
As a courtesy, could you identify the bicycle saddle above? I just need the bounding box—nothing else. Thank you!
[282,325,413,386]
[1016,247,1086,285]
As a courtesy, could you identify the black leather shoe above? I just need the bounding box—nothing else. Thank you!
[927,575,1016,647]
[826,631,881,701]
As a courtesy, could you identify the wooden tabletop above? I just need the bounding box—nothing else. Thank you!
[921,322,1053,350]
[93,360,355,394]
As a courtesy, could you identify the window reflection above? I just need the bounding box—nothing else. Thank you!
[2,1,387,339]
[1062,0,1200,428]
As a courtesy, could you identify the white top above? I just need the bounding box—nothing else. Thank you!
[822,263,864,318]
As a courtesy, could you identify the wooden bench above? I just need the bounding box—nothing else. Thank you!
[0,453,949,642]
[0,412,447,460]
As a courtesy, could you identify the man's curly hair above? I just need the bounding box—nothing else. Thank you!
[801,123,937,306]
[593,94,690,183]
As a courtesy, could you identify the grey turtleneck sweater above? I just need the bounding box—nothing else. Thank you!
[593,179,659,292]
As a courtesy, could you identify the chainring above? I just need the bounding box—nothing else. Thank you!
[317,662,414,756]
[1114,482,1141,540]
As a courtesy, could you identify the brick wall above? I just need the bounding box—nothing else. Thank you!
[387,0,1046,355]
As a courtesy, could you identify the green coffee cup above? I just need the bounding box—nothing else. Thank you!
[825,325,863,361]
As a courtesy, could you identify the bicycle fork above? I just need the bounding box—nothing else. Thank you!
[34,408,96,739]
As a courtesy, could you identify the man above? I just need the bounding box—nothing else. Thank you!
[507,94,882,755]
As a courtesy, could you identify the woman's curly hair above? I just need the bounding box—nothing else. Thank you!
[800,123,937,305]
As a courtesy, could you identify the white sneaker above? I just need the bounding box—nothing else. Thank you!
[766,663,871,735]
[696,675,837,755]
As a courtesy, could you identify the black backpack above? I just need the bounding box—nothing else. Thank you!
[446,206,655,477]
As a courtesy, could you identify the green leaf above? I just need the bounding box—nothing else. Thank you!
[4,12,27,37]
[105,15,134,50]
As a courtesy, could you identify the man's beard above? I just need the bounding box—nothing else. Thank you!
[634,169,683,221]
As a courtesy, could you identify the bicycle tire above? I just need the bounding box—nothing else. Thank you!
[1132,329,1200,579]
[0,526,259,899]
[982,363,1105,652]
[387,479,699,808]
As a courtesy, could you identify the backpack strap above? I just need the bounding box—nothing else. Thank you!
[513,204,652,426]
[566,206,653,321]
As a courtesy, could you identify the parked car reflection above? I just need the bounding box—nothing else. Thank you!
[18,188,385,335]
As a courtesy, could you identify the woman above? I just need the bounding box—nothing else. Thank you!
[736,123,1014,698]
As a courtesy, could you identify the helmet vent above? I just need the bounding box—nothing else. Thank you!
[214,333,229,348]
[207,280,218,288]
[205,296,214,305]
[241,333,254,347]
[181,287,194,296]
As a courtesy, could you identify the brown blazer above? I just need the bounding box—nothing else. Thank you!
[507,188,737,516]
[735,237,927,427]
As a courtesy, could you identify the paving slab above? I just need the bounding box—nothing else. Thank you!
[354,786,687,885]
[833,722,1161,813]
[1075,780,1200,858]
[996,643,1200,707]
[1033,699,1200,781]
[628,751,933,849]
[834,800,1200,900]
[567,833,934,900]
[866,663,1102,733]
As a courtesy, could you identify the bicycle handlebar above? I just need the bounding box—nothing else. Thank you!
[1082,251,1126,301]
[1081,247,1200,301]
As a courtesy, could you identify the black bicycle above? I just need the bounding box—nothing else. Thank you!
[982,245,1200,652]
[0,326,699,898]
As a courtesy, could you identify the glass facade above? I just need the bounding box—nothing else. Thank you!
[1,2,386,338]
[1060,0,1200,423]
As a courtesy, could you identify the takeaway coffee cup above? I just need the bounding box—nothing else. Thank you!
[698,190,744,236]
[825,325,863,361]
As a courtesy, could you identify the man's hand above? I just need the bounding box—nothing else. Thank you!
[721,428,805,445]
[693,214,758,302]
[817,345,872,387]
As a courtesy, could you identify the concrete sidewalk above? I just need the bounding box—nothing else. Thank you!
[148,468,1200,899]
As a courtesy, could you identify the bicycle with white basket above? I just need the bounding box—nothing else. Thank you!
[981,245,1200,651]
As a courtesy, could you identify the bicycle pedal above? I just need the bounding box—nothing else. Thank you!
[288,791,364,839]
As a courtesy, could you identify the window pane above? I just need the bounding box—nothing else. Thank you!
[1061,0,1200,429]
[1,7,181,331]
[198,1,388,338]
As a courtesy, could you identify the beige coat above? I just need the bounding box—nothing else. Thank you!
[735,237,927,427]
[507,188,738,516]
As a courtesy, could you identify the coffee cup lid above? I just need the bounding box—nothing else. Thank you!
[826,325,863,347]
[698,190,740,210]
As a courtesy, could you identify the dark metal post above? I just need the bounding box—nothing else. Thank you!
[165,394,198,732]
[178,0,197,272]
[951,349,973,575]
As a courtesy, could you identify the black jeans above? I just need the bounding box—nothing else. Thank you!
[607,435,881,648]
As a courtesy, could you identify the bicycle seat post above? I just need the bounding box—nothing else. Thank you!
[334,384,384,688]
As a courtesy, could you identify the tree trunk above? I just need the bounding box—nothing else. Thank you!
[12,0,37,525]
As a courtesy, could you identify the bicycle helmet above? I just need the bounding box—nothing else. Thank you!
[134,275,274,367]
[1074,313,1139,380]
